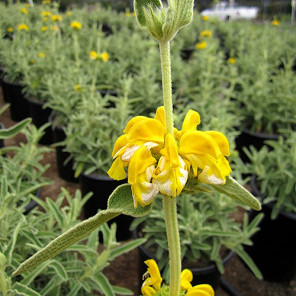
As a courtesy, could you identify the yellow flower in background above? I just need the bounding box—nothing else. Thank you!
[271,20,280,26]
[43,17,49,22]
[21,8,28,14]
[70,21,82,30]
[89,50,99,60]
[100,52,109,62]
[74,84,82,92]
[17,24,29,31]
[195,41,207,49]
[42,0,51,4]
[141,259,162,296]
[108,107,231,208]
[7,27,13,32]
[202,15,210,21]
[228,57,236,64]
[66,11,73,16]
[41,11,51,17]
[200,30,212,37]
[181,269,214,296]
[51,15,62,22]
[41,26,48,31]
[29,59,35,64]
[38,52,46,58]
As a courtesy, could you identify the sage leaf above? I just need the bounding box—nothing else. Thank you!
[0,118,31,139]
[13,184,152,276]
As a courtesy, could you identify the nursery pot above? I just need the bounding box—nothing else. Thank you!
[25,95,53,145]
[0,123,5,149]
[133,227,234,292]
[244,175,296,282]
[24,188,41,215]
[80,172,133,241]
[1,77,30,121]
[51,122,77,183]
[235,129,279,163]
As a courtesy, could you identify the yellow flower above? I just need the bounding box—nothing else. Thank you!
[141,259,162,296]
[51,15,62,22]
[66,11,73,16]
[100,52,109,62]
[202,15,210,21]
[7,27,13,32]
[21,8,28,14]
[89,50,99,60]
[181,269,214,296]
[43,17,48,22]
[195,41,207,50]
[271,20,280,26]
[108,107,231,207]
[228,57,236,64]
[200,30,212,38]
[42,0,51,4]
[70,21,82,30]
[41,11,51,17]
[17,24,29,31]
[74,84,82,92]
[38,52,46,58]
[41,26,48,31]
[29,59,35,64]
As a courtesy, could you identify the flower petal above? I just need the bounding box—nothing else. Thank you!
[107,158,127,180]
[143,259,162,291]
[179,131,221,158]
[180,269,193,291]
[205,131,230,156]
[186,284,215,296]
[182,110,201,133]
[154,106,166,126]
[141,286,157,296]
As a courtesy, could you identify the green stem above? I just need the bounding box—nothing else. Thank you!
[163,196,181,296]
[159,41,174,135]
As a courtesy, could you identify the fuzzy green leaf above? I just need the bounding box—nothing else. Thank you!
[13,184,152,276]
[0,118,31,139]
[14,283,41,296]
[163,0,194,41]
[134,0,162,27]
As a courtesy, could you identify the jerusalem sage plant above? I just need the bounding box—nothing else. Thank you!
[13,1,261,296]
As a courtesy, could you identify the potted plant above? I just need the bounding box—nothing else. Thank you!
[131,189,263,291]
[62,79,135,240]
[242,132,296,282]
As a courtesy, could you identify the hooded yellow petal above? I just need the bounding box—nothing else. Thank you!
[107,158,127,180]
[143,259,162,291]
[128,146,157,184]
[154,106,166,126]
[123,116,148,133]
[186,284,215,296]
[141,286,157,296]
[111,134,128,157]
[127,118,165,145]
[182,110,201,133]
[179,131,221,159]
[180,269,193,291]
[205,131,230,156]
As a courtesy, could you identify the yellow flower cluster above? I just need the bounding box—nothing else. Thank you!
[141,259,214,296]
[17,24,29,31]
[271,20,280,26]
[70,21,82,30]
[202,15,209,21]
[38,52,46,58]
[21,7,29,14]
[200,30,212,38]
[228,57,236,64]
[89,51,109,62]
[7,27,14,32]
[195,41,207,50]
[108,107,231,208]
[41,11,51,17]
[51,15,62,22]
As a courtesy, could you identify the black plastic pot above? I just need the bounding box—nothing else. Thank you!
[181,47,194,60]
[24,187,41,215]
[80,172,133,241]
[2,77,30,121]
[133,227,234,292]
[244,176,296,282]
[25,96,53,145]
[0,66,4,86]
[51,123,77,183]
[0,123,5,149]
[235,129,279,163]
